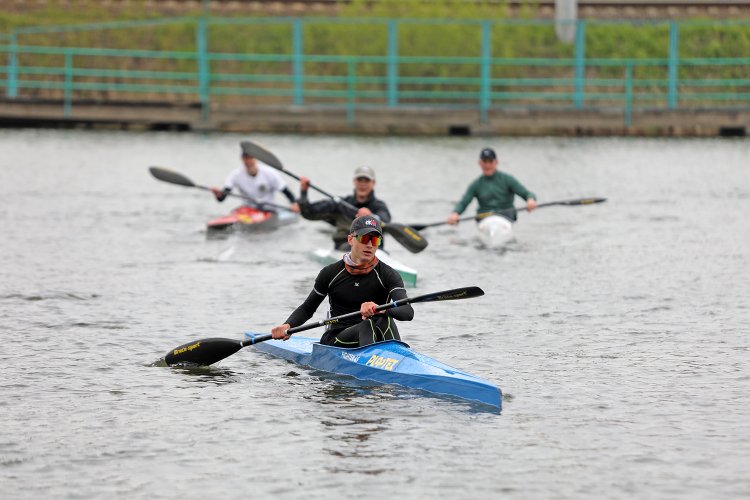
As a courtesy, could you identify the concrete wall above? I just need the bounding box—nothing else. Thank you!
[2,98,747,137]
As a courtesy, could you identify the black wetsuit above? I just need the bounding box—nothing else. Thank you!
[298,190,391,250]
[284,259,414,347]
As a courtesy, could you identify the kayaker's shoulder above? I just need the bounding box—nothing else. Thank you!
[318,259,346,276]
[374,259,403,284]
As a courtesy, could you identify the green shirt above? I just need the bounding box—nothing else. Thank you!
[453,171,536,219]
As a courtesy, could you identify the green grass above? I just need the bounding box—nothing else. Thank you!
[2,0,749,105]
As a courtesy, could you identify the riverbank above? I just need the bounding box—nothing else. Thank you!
[3,2,749,137]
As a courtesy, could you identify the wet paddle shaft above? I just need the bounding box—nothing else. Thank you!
[163,286,484,366]
[410,197,607,230]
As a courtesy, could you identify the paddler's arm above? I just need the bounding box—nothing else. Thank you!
[360,296,413,321]
[272,266,332,341]
[447,180,478,224]
[271,288,326,340]
[280,186,300,212]
[507,175,537,211]
[378,268,414,321]
[385,287,414,321]
[210,186,231,202]
[298,176,339,222]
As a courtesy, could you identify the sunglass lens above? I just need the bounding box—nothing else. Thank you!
[356,234,382,246]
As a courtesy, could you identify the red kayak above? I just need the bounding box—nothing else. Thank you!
[207,206,298,232]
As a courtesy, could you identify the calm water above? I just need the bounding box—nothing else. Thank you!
[1,129,748,499]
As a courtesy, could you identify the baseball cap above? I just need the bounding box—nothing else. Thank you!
[353,166,376,180]
[350,215,383,236]
[479,148,497,161]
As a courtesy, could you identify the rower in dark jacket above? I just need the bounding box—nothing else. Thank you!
[272,215,414,347]
[298,166,391,251]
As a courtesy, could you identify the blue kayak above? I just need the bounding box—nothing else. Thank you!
[244,334,501,410]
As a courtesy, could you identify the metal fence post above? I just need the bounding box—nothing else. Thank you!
[480,20,492,124]
[668,21,679,109]
[196,16,210,121]
[64,52,73,117]
[347,60,356,123]
[625,62,632,128]
[574,20,586,109]
[293,19,304,106]
[7,32,18,98]
[387,20,399,107]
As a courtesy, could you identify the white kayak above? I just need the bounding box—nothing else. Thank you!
[310,248,418,288]
[477,215,514,248]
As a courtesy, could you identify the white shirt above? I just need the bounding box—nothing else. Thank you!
[223,164,288,205]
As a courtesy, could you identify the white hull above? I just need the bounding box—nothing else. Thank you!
[477,215,514,248]
[310,248,418,287]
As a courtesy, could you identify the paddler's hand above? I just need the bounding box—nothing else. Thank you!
[289,202,300,213]
[527,198,537,212]
[360,301,378,320]
[355,207,373,217]
[446,212,460,225]
[299,176,310,193]
[271,323,291,341]
[210,187,223,201]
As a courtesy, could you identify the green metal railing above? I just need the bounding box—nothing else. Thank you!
[2,16,750,126]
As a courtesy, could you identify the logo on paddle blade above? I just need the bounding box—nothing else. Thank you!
[173,341,201,356]
[405,228,422,241]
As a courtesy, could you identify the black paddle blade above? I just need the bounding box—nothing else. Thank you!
[383,223,429,253]
[149,166,196,188]
[411,286,484,304]
[164,337,243,366]
[240,141,284,170]
[557,197,607,206]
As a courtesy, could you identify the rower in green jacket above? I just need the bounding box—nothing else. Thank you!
[446,147,537,224]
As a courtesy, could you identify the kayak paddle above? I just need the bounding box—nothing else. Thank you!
[239,140,428,254]
[409,197,607,230]
[148,166,292,212]
[163,286,484,366]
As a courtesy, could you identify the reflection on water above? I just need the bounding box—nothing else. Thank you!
[308,377,384,404]
[162,363,241,385]
[302,370,501,414]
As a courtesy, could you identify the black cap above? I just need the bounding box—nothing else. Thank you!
[350,215,383,236]
[479,147,497,161]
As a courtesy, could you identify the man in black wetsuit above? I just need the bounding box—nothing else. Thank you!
[271,215,414,347]
[298,166,391,251]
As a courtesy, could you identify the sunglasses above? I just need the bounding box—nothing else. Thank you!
[354,233,382,247]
